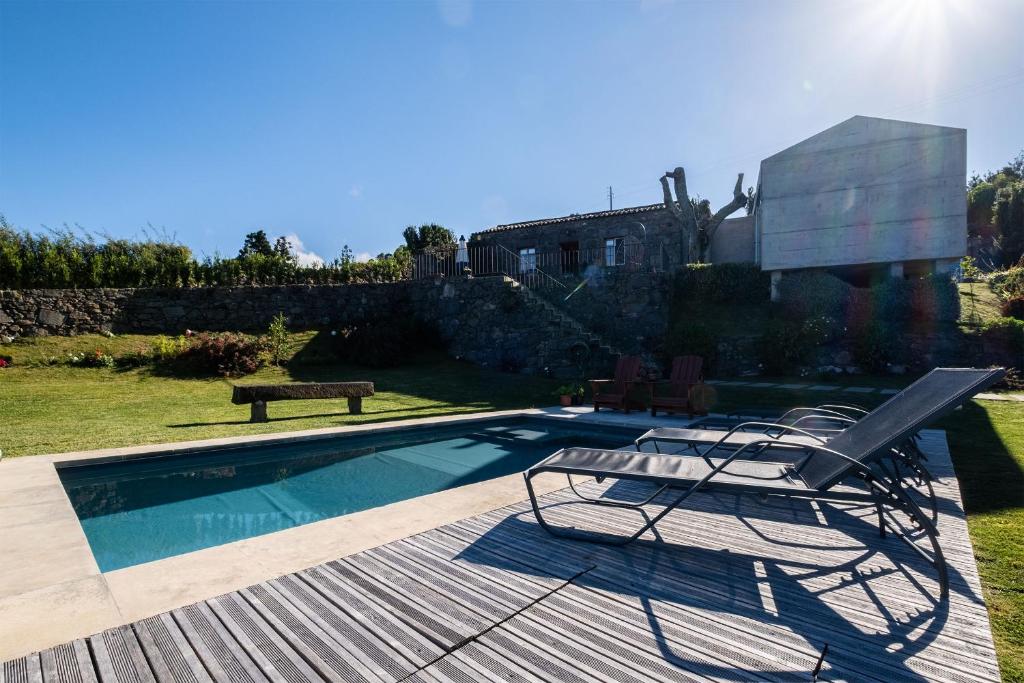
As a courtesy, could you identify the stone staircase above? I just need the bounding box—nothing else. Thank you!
[501,277,658,379]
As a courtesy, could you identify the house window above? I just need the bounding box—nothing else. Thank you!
[605,237,625,266]
[519,247,537,273]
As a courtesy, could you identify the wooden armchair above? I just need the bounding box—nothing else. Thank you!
[590,355,645,413]
[648,355,705,417]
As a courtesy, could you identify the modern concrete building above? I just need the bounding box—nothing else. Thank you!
[756,116,966,297]
[469,116,967,294]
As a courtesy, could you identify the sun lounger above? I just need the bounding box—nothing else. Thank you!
[634,368,1002,521]
[524,367,1005,600]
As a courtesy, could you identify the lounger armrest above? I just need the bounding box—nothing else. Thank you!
[815,403,870,417]
[730,421,831,443]
[788,413,856,428]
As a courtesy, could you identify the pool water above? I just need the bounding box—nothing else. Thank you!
[59,419,641,571]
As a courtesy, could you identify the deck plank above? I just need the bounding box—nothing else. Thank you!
[134,613,213,683]
[171,603,269,683]
[267,574,418,682]
[205,594,325,683]
[1,653,43,683]
[39,642,97,683]
[89,626,156,683]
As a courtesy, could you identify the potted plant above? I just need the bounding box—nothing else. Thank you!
[570,381,585,405]
[553,384,575,407]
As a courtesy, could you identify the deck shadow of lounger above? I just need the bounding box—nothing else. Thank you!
[453,495,969,682]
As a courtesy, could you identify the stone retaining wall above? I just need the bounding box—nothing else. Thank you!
[0,284,412,337]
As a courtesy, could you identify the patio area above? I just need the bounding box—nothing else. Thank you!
[0,426,1000,682]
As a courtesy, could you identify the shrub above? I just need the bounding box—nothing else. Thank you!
[1002,296,1024,320]
[333,317,443,368]
[851,321,905,372]
[0,216,411,289]
[991,267,1024,300]
[267,313,289,365]
[663,321,718,369]
[672,263,769,306]
[905,274,960,323]
[980,317,1024,365]
[777,272,850,320]
[176,332,269,376]
[66,349,116,368]
[757,316,832,374]
[150,335,190,361]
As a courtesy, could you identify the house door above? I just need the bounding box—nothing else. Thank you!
[559,241,579,275]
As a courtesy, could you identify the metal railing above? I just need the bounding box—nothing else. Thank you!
[411,241,664,287]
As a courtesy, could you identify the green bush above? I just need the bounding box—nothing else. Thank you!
[757,316,832,374]
[1001,296,1024,319]
[851,321,906,372]
[672,263,769,306]
[65,349,116,369]
[777,272,850,320]
[0,217,411,289]
[663,321,718,369]
[150,335,190,361]
[981,317,1024,364]
[333,317,443,368]
[991,267,1024,300]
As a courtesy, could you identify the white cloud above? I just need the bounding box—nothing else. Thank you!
[354,252,372,263]
[349,184,363,199]
[284,233,325,267]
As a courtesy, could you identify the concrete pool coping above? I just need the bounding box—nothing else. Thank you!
[0,405,683,661]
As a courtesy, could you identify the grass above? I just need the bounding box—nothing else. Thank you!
[2,333,1021,678]
[959,280,1006,327]
[0,332,561,457]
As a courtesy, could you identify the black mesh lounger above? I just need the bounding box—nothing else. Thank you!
[634,368,1005,522]
[524,367,1005,601]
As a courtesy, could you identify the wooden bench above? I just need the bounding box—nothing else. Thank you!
[231,382,374,423]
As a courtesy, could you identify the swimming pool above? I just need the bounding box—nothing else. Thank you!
[58,418,643,571]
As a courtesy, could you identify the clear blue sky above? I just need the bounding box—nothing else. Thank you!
[1,0,1022,264]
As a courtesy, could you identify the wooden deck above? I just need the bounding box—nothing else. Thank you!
[0,431,1001,682]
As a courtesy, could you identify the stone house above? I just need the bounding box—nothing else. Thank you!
[470,205,754,275]
[466,116,966,297]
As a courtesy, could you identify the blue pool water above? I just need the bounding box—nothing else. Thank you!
[59,418,641,571]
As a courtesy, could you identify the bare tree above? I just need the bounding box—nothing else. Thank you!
[660,167,747,263]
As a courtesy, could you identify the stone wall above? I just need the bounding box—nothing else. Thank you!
[472,204,687,272]
[0,285,414,337]
[0,278,624,377]
[533,270,672,356]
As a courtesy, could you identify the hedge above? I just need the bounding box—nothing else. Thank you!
[671,263,770,306]
[0,222,410,289]
[777,271,959,325]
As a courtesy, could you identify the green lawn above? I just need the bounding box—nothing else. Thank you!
[2,334,1021,679]
[0,333,561,457]
[959,280,1007,327]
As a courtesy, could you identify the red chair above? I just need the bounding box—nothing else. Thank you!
[590,356,645,413]
[649,355,704,417]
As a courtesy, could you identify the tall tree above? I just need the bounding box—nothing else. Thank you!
[968,151,1024,266]
[238,230,274,258]
[272,236,292,259]
[402,224,456,252]
[660,168,747,263]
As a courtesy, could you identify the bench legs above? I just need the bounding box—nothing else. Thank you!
[250,401,268,423]
[348,397,362,415]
